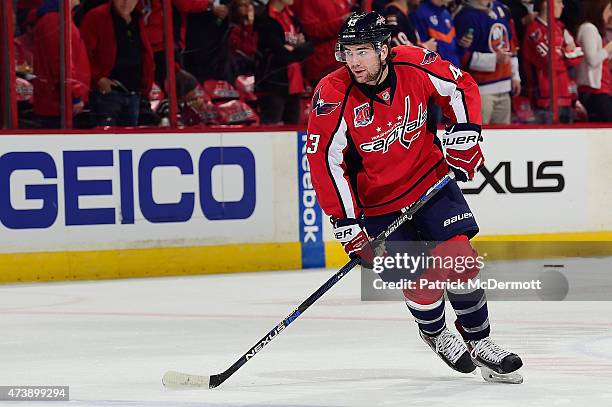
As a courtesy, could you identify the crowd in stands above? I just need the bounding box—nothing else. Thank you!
[8,0,612,129]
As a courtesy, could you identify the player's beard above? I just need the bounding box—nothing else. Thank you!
[352,60,385,85]
[364,65,382,84]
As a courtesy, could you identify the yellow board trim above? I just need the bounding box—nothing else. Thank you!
[2,231,611,283]
[472,231,612,242]
[0,242,301,283]
[325,231,612,268]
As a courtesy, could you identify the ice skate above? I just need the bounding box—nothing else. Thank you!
[466,337,523,384]
[420,328,477,374]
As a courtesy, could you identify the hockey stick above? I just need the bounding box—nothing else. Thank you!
[162,171,455,389]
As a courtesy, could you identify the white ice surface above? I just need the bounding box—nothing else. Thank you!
[1,266,611,407]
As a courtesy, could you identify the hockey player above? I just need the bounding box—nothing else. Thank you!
[306,12,523,382]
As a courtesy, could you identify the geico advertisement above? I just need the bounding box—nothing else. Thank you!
[0,133,278,252]
[458,129,588,235]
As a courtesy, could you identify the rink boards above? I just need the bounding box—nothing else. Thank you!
[0,128,611,282]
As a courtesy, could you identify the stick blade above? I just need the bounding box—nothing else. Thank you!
[162,370,211,388]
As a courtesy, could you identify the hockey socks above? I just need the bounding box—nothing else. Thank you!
[447,287,490,341]
[448,287,523,382]
[405,296,446,336]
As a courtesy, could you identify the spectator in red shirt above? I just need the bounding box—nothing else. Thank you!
[80,0,155,126]
[223,0,258,80]
[228,0,257,57]
[523,0,583,123]
[292,0,353,87]
[31,0,91,128]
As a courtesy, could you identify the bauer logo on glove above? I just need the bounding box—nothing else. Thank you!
[442,123,484,182]
[332,216,377,265]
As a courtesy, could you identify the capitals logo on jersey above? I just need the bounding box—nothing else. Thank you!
[489,23,510,52]
[421,49,438,65]
[354,103,373,127]
[312,88,340,116]
[359,96,427,153]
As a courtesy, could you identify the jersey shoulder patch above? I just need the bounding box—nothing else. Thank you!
[311,72,348,117]
[392,45,440,67]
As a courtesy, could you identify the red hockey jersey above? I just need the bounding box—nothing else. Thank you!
[306,45,482,219]
[523,18,583,108]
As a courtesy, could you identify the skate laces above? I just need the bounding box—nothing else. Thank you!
[435,329,466,363]
[470,338,510,364]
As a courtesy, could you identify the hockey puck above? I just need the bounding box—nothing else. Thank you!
[536,269,569,301]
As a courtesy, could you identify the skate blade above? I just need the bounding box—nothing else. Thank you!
[480,366,523,384]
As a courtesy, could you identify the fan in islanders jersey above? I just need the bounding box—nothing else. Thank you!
[306,11,523,383]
